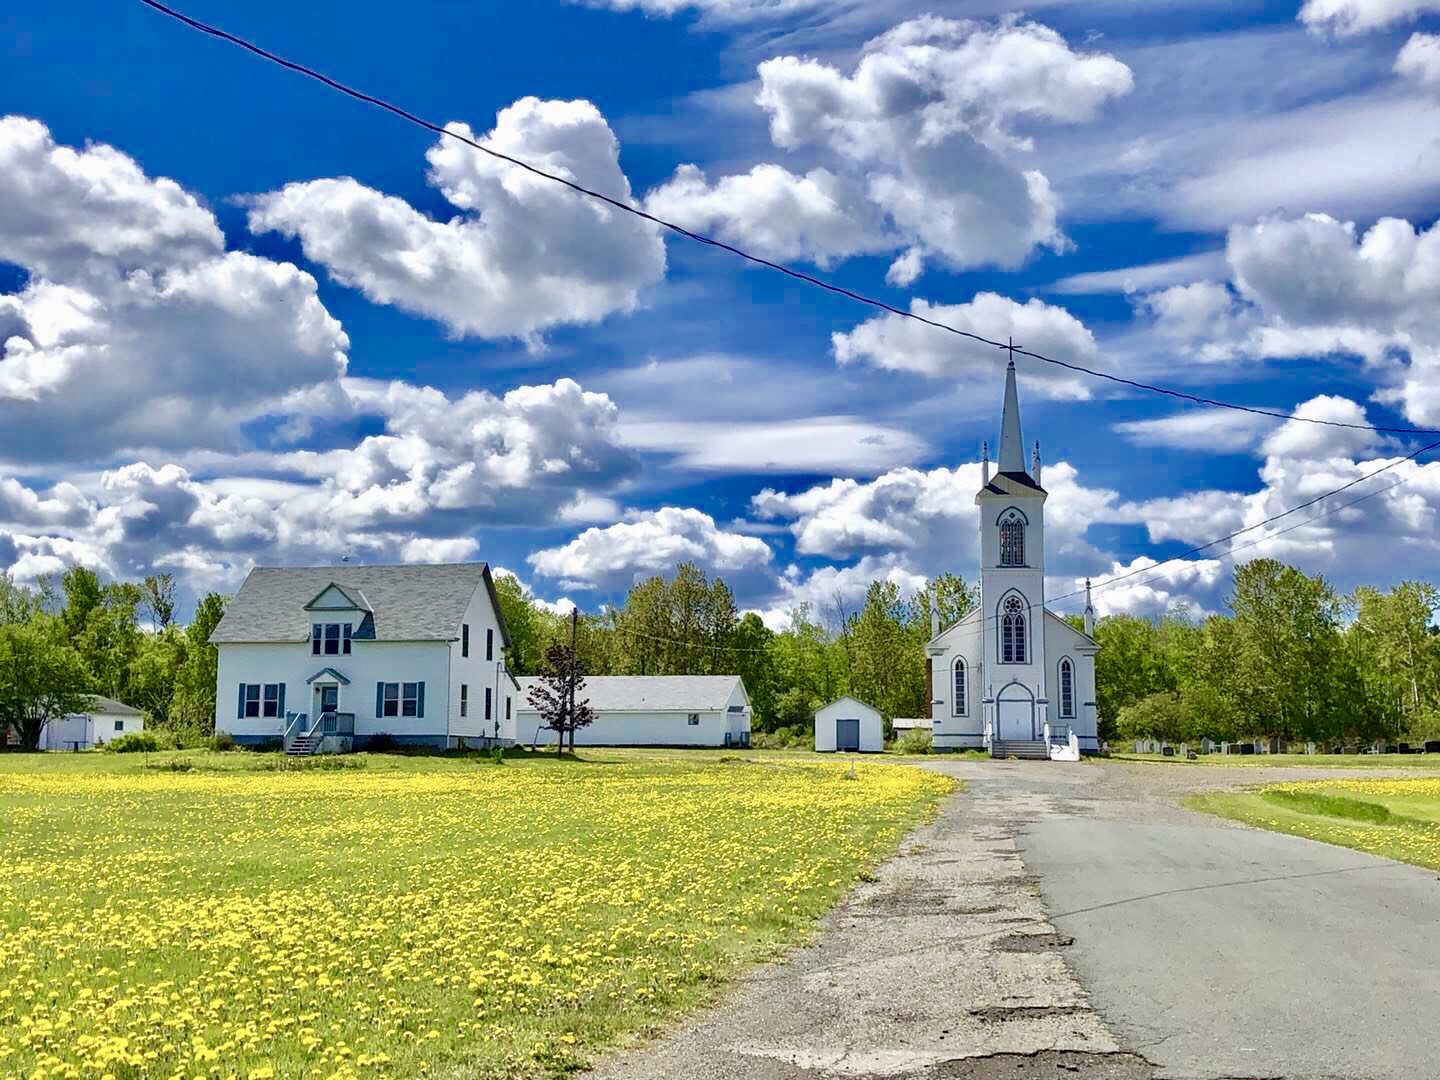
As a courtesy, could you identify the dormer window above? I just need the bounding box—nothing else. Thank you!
[999,508,1026,567]
[311,623,352,656]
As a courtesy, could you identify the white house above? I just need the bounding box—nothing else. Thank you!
[211,563,514,751]
[510,675,751,748]
[814,696,884,753]
[925,362,1100,757]
[42,696,144,750]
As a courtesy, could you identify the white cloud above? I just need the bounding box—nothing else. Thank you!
[0,116,349,461]
[1046,251,1228,296]
[527,506,774,591]
[643,17,1130,279]
[1396,32,1440,87]
[400,537,480,563]
[249,97,666,345]
[1113,409,1279,453]
[1080,556,1229,620]
[1300,0,1440,35]
[832,292,1097,397]
[619,416,927,474]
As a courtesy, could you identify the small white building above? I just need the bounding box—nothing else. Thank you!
[510,675,751,748]
[211,563,514,751]
[42,696,144,750]
[890,717,933,738]
[814,696,885,753]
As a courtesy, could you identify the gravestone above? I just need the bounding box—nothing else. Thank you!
[1240,742,1256,755]
[1399,742,1411,754]
[1222,741,1233,754]
[1305,742,1316,755]
[1187,750,1198,760]
[1200,738,1216,754]
[1134,740,1145,754]
[1162,745,1174,757]
[1424,740,1440,754]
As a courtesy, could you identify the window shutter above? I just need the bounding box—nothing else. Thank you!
[376,682,384,717]
[343,624,352,655]
[417,682,425,718]
[238,684,246,719]
[277,683,286,719]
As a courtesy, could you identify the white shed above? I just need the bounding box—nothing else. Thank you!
[891,717,933,737]
[512,675,751,748]
[814,696,884,753]
[42,697,144,751]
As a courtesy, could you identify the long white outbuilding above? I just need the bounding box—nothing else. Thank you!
[510,675,751,748]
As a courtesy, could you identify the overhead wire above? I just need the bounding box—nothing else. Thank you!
[136,0,1440,439]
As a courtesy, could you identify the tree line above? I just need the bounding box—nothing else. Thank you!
[0,569,226,750]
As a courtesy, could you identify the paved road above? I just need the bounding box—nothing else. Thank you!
[583,760,1440,1080]
[997,762,1440,1080]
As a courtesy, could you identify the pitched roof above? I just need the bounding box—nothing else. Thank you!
[87,696,141,716]
[211,563,509,645]
[515,675,746,713]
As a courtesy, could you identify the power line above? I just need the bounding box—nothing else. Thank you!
[137,0,1440,440]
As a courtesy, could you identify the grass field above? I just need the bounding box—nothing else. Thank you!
[1190,777,1440,871]
[0,748,953,1079]
[1114,752,1440,769]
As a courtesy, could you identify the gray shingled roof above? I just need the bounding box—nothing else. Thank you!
[87,696,141,716]
[515,675,745,713]
[211,563,507,644]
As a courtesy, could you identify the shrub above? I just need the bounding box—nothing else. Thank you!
[366,733,397,753]
[751,725,811,750]
[208,730,236,752]
[106,732,160,754]
[893,729,933,755]
[490,746,505,765]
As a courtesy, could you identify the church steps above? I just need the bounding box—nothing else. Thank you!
[989,739,1051,760]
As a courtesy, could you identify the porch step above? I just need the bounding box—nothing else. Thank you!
[286,735,320,757]
[990,739,1050,761]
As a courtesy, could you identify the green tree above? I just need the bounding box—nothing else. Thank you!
[0,617,92,751]
[171,593,227,730]
[731,613,777,728]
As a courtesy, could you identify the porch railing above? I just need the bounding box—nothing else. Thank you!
[312,711,355,737]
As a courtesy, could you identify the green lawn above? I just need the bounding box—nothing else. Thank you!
[1115,751,1440,769]
[1189,776,1440,871]
[0,748,953,1079]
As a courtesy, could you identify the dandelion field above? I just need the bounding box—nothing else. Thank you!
[1189,777,1440,871]
[0,751,952,1079]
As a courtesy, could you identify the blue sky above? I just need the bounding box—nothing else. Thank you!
[2,0,1439,624]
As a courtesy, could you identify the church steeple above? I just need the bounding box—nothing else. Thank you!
[996,360,1026,475]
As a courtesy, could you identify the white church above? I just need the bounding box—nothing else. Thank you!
[926,361,1100,758]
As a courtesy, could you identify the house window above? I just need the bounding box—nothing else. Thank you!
[485,687,493,721]
[377,681,424,718]
[999,509,1025,567]
[313,623,351,656]
[462,624,469,658]
[506,697,511,720]
[239,683,282,719]
[486,628,494,661]
[114,719,125,732]
[460,684,468,717]
[952,658,967,716]
[1059,659,1075,718]
[687,713,700,726]
[1000,595,1027,664]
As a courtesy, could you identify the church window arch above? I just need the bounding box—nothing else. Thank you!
[999,592,1027,664]
[998,508,1026,567]
[952,657,967,716]
[1058,657,1075,718]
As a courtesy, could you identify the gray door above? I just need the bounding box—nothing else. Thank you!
[836,718,861,752]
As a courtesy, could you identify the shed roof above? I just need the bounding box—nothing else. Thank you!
[87,696,141,716]
[515,675,745,713]
[211,563,509,645]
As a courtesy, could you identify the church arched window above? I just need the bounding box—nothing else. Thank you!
[1000,594,1027,664]
[1059,658,1074,718]
[998,509,1025,567]
[952,658,967,716]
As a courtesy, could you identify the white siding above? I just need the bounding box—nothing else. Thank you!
[930,613,985,750]
[41,709,143,750]
[814,697,884,753]
[514,681,751,748]
[447,582,509,742]
[216,640,452,743]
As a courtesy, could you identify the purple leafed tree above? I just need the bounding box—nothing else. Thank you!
[527,642,595,756]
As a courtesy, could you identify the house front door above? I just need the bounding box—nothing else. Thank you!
[315,684,338,724]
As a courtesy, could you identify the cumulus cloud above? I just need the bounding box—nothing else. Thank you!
[1113,409,1279,453]
[645,17,1130,279]
[831,292,1097,396]
[1396,32,1440,87]
[249,97,665,345]
[0,116,349,460]
[527,506,774,592]
[1138,213,1440,424]
[1300,0,1440,35]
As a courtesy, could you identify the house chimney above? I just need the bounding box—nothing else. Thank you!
[1083,577,1096,637]
[980,440,990,487]
[1032,441,1042,485]
[930,581,940,638]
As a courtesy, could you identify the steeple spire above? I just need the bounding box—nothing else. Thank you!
[1084,578,1096,637]
[996,357,1026,474]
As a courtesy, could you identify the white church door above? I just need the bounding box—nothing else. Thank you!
[996,682,1035,741]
